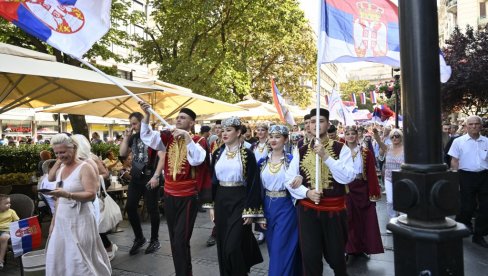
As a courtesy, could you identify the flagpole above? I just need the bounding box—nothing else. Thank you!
[315,61,321,196]
[75,57,171,128]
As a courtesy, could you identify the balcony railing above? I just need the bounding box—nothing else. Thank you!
[446,0,458,13]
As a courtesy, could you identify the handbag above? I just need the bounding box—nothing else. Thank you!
[98,177,123,233]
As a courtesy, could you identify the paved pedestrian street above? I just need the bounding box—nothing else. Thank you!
[3,199,488,275]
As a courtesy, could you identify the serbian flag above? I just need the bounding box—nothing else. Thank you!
[271,79,296,125]
[360,92,366,104]
[9,216,42,257]
[351,93,357,105]
[318,0,451,83]
[370,91,377,103]
[0,0,112,58]
[325,94,330,106]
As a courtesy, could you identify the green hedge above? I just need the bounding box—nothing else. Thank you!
[0,143,120,175]
[0,144,51,174]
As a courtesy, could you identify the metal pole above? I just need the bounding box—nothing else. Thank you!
[389,0,470,275]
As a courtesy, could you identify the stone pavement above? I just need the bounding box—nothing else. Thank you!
[3,199,488,275]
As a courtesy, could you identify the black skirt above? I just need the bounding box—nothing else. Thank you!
[214,185,263,276]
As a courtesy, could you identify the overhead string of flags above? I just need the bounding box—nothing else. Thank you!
[0,0,171,127]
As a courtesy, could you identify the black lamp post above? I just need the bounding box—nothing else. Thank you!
[389,1,470,275]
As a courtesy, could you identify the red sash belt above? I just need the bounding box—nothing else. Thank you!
[299,196,346,212]
[164,178,197,197]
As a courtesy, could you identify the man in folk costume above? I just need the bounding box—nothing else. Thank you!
[297,114,313,149]
[138,102,212,276]
[288,108,355,276]
[210,120,223,154]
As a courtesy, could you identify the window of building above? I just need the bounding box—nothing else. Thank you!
[117,70,133,80]
[134,24,145,39]
[132,0,144,13]
[481,2,486,18]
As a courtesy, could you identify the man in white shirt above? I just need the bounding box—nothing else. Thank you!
[138,102,212,275]
[288,108,355,275]
[448,115,488,248]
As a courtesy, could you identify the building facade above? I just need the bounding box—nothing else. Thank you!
[439,0,488,44]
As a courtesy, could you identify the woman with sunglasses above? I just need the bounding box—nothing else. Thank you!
[258,125,302,276]
[46,133,111,276]
[343,126,383,259]
[209,116,265,276]
[373,128,405,222]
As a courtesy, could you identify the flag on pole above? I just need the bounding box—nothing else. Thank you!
[318,0,451,83]
[271,79,296,125]
[0,0,112,58]
[351,93,357,105]
[329,89,355,126]
[9,216,42,257]
[360,92,366,104]
[370,91,377,103]
[324,94,330,106]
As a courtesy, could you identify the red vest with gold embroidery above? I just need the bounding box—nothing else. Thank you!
[160,130,211,198]
[299,139,346,211]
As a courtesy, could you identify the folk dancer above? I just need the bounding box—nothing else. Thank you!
[138,103,212,276]
[258,125,302,276]
[297,114,313,148]
[206,116,265,276]
[288,108,355,276]
[343,126,383,259]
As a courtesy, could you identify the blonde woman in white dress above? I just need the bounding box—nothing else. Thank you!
[46,133,111,276]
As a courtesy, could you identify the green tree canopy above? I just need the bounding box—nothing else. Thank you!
[441,25,488,116]
[134,0,316,107]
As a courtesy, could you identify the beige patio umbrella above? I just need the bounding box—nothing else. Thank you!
[0,43,159,113]
[42,87,245,120]
[200,98,308,122]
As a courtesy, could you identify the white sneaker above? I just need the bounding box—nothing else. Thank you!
[107,244,118,261]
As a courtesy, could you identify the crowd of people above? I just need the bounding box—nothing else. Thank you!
[1,102,487,275]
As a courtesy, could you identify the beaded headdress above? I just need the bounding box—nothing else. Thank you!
[221,116,241,128]
[269,125,289,136]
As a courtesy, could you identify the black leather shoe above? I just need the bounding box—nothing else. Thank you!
[206,235,216,247]
[472,235,488,248]
[145,240,161,254]
[129,237,147,255]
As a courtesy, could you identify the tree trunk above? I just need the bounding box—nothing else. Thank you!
[68,114,89,139]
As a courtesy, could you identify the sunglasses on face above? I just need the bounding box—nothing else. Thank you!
[391,135,401,139]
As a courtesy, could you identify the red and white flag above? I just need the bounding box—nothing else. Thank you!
[271,79,295,125]
[370,91,377,104]
[360,92,366,104]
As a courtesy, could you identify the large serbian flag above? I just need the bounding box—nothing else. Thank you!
[271,79,296,126]
[0,0,112,58]
[318,0,451,83]
[9,216,42,257]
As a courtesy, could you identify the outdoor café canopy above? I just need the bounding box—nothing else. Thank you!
[42,84,245,120]
[200,98,309,122]
[0,43,159,113]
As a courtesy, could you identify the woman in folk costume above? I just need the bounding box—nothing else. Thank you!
[250,122,270,242]
[258,125,302,276]
[252,122,270,161]
[343,126,383,258]
[207,116,265,276]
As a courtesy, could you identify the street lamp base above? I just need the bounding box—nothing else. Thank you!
[388,217,470,276]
